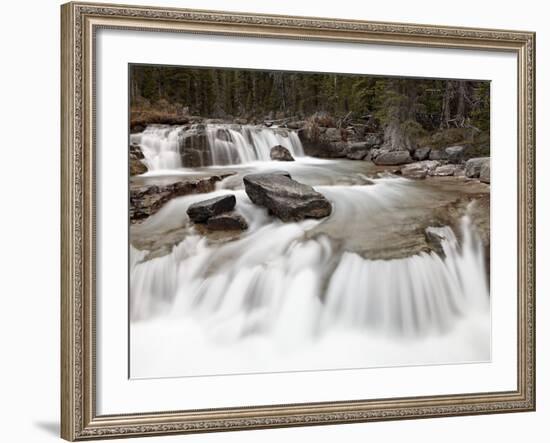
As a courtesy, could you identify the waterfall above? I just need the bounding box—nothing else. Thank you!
[131,209,487,338]
[129,178,490,378]
[135,126,183,170]
[135,124,305,171]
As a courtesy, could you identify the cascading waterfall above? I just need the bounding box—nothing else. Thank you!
[130,178,490,378]
[135,124,305,171]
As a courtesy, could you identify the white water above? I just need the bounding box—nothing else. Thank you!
[130,175,490,378]
[134,124,305,171]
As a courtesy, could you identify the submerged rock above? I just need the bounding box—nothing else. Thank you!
[243,172,332,222]
[465,157,490,178]
[206,212,248,231]
[187,194,236,223]
[270,145,295,161]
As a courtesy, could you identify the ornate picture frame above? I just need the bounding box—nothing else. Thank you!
[61,1,535,440]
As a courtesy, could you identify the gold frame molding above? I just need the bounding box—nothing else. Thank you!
[61,1,536,440]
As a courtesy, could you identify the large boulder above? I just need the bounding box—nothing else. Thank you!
[372,149,412,166]
[465,157,490,178]
[186,194,236,223]
[445,145,470,164]
[206,212,248,231]
[413,147,431,161]
[243,172,332,222]
[401,160,440,179]
[270,145,295,161]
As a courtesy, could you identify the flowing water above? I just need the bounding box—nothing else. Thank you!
[130,125,490,379]
[132,124,305,170]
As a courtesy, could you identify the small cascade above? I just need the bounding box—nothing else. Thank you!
[136,124,305,171]
[206,125,304,165]
[138,126,183,170]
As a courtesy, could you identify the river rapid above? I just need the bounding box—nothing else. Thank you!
[129,124,490,379]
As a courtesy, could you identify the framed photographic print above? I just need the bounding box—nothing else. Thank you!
[61,1,536,440]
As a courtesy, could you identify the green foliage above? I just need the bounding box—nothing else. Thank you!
[130,65,490,138]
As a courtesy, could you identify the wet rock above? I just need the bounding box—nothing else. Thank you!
[270,145,295,161]
[216,128,233,142]
[431,164,458,177]
[187,194,236,223]
[130,174,232,223]
[372,149,412,166]
[429,149,449,161]
[346,142,370,160]
[465,157,490,178]
[180,126,211,167]
[480,162,491,183]
[401,160,440,179]
[129,143,147,176]
[413,147,431,161]
[445,145,470,164]
[234,118,248,125]
[243,172,332,222]
[425,227,446,257]
[206,212,248,231]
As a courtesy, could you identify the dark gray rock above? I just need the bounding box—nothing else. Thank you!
[243,172,332,222]
[130,175,232,223]
[465,157,490,178]
[270,145,295,161]
[425,227,446,257]
[216,128,233,142]
[372,150,412,166]
[413,147,431,161]
[186,194,236,223]
[180,126,211,167]
[445,145,470,164]
[429,149,449,161]
[206,212,248,231]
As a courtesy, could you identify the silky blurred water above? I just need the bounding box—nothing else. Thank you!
[130,126,490,378]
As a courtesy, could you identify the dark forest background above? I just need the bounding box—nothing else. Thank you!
[130,65,490,151]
